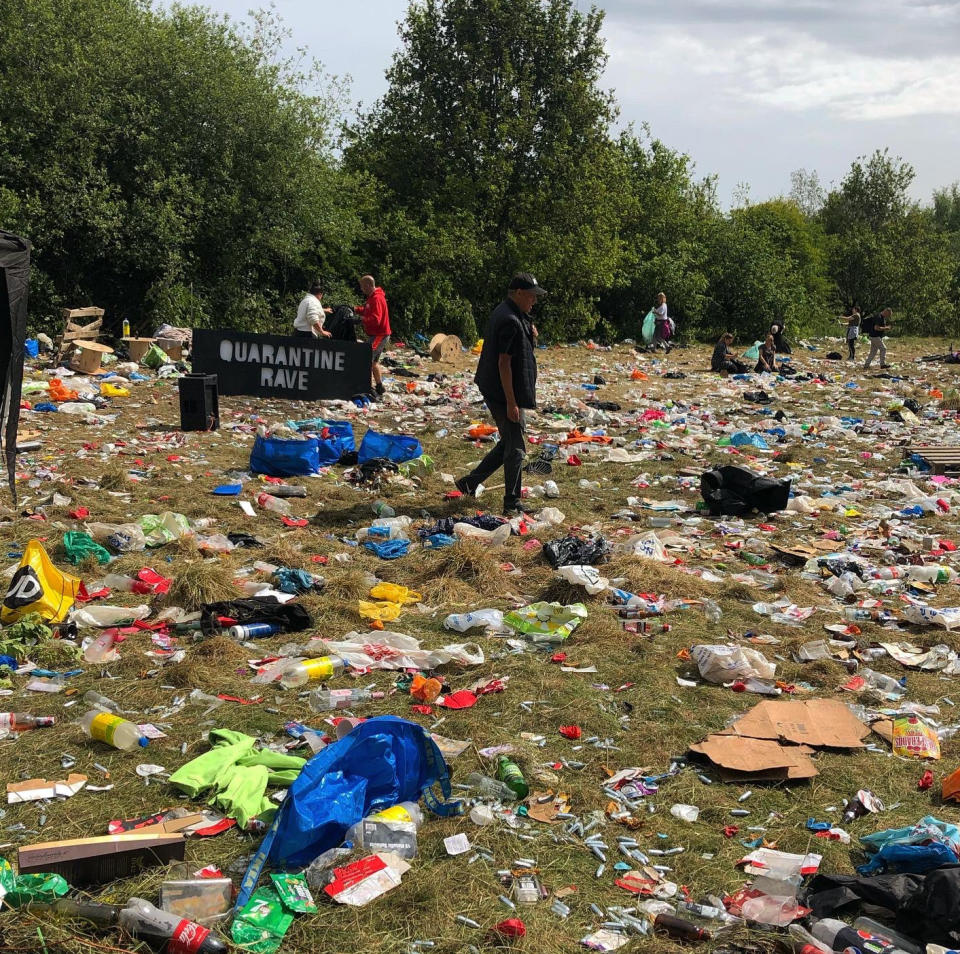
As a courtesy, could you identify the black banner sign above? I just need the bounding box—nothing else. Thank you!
[191,329,372,401]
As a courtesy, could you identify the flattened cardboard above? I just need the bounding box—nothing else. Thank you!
[690,736,818,780]
[721,698,869,749]
[7,773,87,804]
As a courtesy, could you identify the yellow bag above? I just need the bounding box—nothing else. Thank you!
[369,583,422,606]
[892,715,941,760]
[1,539,81,624]
[99,382,130,397]
[358,600,402,622]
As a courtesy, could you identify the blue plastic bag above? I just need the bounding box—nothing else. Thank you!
[250,435,320,477]
[266,716,456,870]
[363,539,410,559]
[24,339,39,358]
[316,421,355,466]
[357,429,423,465]
[730,432,769,449]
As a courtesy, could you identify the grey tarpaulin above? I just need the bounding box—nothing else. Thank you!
[0,231,29,503]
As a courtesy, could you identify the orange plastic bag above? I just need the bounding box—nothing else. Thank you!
[48,379,78,402]
[468,423,498,439]
[411,674,442,703]
[630,369,648,381]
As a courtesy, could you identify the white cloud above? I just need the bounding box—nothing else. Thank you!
[605,22,960,121]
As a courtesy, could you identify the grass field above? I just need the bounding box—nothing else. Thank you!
[3,335,960,954]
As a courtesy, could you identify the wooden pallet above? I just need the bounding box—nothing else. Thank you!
[904,445,960,475]
[55,306,104,362]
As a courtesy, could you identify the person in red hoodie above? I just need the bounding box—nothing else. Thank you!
[355,274,391,397]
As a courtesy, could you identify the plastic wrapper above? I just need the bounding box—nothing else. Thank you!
[543,535,610,569]
[140,511,192,546]
[892,716,941,759]
[231,886,293,954]
[503,601,588,645]
[555,565,609,594]
[691,644,776,684]
[316,631,483,670]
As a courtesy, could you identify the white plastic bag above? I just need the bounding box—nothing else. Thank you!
[691,644,776,684]
[556,565,609,595]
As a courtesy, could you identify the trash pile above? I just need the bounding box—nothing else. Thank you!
[3,334,960,953]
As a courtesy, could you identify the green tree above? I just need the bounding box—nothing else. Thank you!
[0,0,362,334]
[345,0,630,341]
[599,129,716,339]
[821,151,954,329]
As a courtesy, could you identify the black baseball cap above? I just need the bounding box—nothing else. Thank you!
[508,272,548,296]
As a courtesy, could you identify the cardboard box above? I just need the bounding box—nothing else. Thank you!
[18,832,185,885]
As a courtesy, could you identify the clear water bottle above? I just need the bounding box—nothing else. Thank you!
[80,710,148,751]
[372,501,396,518]
[463,772,517,800]
[701,599,723,624]
[309,688,385,711]
[83,689,121,712]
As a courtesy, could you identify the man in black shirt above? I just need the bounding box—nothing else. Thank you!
[457,273,545,515]
[863,307,892,369]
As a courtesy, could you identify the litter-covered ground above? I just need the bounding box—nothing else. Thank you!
[4,335,960,954]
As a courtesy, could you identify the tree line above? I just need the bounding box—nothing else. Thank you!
[2,0,958,344]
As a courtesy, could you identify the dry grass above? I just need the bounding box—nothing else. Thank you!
[161,557,237,610]
[3,337,960,954]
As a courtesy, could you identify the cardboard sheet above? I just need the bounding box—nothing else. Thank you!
[720,698,869,749]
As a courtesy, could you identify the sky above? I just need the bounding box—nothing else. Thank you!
[196,0,960,206]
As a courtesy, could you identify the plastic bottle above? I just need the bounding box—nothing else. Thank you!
[844,607,875,622]
[859,669,904,696]
[83,631,118,663]
[309,687,385,711]
[83,689,121,712]
[372,501,396,518]
[0,713,56,732]
[256,492,292,515]
[122,318,131,338]
[103,573,136,591]
[355,517,412,541]
[677,901,741,924]
[278,656,346,689]
[267,484,307,498]
[119,897,226,954]
[463,772,517,800]
[28,898,122,926]
[578,479,601,491]
[80,710,148,751]
[701,599,723,624]
[810,917,908,954]
[497,756,529,798]
[653,913,712,942]
[905,565,954,584]
[852,918,923,954]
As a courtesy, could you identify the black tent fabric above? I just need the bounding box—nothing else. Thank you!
[802,867,960,945]
[700,465,791,516]
[0,231,28,503]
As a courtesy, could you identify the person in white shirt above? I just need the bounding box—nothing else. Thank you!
[652,292,671,350]
[294,282,332,338]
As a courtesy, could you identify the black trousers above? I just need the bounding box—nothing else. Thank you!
[461,402,527,510]
[847,338,856,360]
